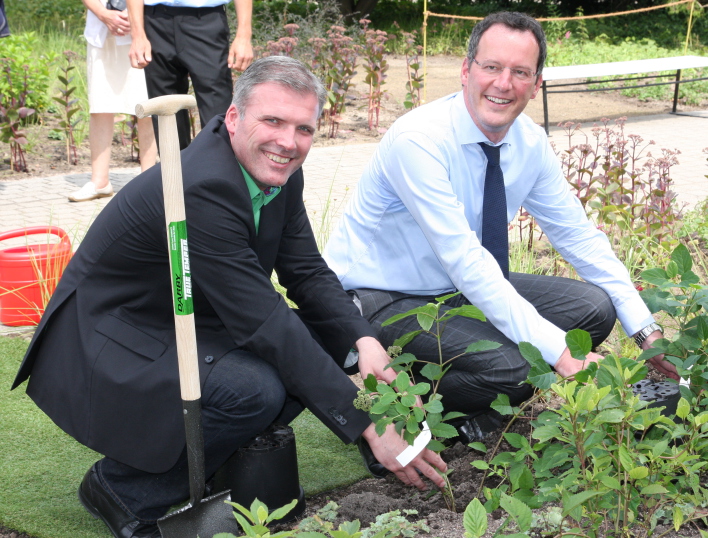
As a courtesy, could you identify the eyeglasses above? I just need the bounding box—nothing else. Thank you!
[471,58,538,82]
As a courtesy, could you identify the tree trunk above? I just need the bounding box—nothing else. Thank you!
[337,0,379,22]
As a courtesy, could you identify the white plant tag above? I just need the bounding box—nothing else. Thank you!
[396,421,431,467]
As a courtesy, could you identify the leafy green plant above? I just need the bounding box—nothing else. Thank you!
[0,31,55,113]
[0,59,35,172]
[639,243,708,401]
[396,26,423,111]
[216,497,299,538]
[52,50,81,165]
[467,323,708,536]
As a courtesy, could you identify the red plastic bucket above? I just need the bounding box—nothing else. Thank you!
[0,227,72,326]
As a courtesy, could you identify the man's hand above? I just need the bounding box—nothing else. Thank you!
[642,330,679,380]
[554,347,602,378]
[362,423,447,490]
[101,9,131,36]
[129,34,152,69]
[228,35,253,71]
[355,336,397,385]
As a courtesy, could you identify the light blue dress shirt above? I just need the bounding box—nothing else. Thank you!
[144,0,228,7]
[324,92,653,366]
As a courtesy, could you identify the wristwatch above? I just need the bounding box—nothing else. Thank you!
[633,322,662,347]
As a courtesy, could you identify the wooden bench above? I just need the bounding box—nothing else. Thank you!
[540,55,708,133]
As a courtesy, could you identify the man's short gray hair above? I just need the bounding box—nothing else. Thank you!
[466,11,547,77]
[232,56,327,117]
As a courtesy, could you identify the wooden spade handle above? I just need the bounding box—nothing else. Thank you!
[136,95,200,402]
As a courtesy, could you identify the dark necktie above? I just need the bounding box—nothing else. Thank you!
[478,143,509,279]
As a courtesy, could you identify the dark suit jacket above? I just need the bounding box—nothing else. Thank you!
[12,116,375,473]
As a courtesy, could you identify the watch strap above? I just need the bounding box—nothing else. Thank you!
[633,322,662,347]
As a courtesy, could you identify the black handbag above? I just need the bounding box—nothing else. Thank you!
[106,0,126,11]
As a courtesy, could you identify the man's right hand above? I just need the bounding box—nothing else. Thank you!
[362,423,447,490]
[129,34,152,69]
[554,347,602,378]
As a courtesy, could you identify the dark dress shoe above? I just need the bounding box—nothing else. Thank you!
[452,410,503,445]
[356,437,390,479]
[78,464,160,538]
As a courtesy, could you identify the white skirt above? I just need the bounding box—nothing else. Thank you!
[87,35,149,115]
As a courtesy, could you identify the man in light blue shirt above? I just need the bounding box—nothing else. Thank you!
[325,11,677,445]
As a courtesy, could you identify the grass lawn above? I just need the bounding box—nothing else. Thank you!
[0,336,368,537]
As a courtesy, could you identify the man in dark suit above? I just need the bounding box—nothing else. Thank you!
[12,57,446,538]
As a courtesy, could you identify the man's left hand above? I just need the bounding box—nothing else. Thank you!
[642,330,679,380]
[228,36,253,71]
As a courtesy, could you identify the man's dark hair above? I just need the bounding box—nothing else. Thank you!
[466,11,547,76]
[232,56,327,117]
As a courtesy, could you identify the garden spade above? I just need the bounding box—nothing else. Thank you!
[135,95,236,538]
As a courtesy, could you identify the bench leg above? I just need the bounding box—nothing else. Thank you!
[672,69,682,114]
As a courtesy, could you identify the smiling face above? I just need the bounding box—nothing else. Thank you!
[224,82,319,190]
[460,24,543,143]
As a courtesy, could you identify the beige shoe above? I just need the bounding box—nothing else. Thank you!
[68,182,114,202]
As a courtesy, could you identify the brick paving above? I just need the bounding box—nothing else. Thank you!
[1,110,706,335]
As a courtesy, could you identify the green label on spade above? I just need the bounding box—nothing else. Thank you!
[168,220,193,315]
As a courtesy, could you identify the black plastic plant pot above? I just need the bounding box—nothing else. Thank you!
[212,423,306,524]
[631,379,680,417]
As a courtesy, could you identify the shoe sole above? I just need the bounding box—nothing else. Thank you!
[68,192,114,202]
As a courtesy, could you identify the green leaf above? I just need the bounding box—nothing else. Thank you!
[490,393,515,416]
[420,363,443,381]
[641,267,669,287]
[430,422,458,439]
[676,397,690,419]
[464,340,502,354]
[503,433,527,449]
[671,243,692,274]
[666,260,679,279]
[673,504,684,531]
[562,490,603,518]
[641,484,669,495]
[401,394,416,407]
[566,329,592,359]
[499,493,532,532]
[518,341,544,366]
[619,445,633,472]
[424,399,444,414]
[463,498,488,538]
[267,498,299,523]
[509,463,534,491]
[600,475,621,490]
[470,460,489,470]
[392,330,422,349]
[382,304,435,327]
[435,291,461,303]
[363,373,378,392]
[468,442,487,453]
[442,304,486,321]
[629,466,649,480]
[416,305,437,331]
[394,371,412,392]
[410,382,431,395]
[388,353,417,368]
[594,408,625,423]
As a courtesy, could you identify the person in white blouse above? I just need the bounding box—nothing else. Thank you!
[69,0,156,202]
[324,11,677,447]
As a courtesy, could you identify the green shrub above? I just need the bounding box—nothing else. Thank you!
[0,32,57,113]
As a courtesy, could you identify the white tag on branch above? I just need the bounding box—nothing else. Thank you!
[396,421,431,467]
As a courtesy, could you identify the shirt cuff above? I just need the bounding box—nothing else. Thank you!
[534,324,568,367]
[615,293,654,338]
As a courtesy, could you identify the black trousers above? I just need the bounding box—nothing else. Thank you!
[354,273,617,414]
[143,4,233,149]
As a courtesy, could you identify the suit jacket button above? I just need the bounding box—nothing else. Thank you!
[204,355,214,364]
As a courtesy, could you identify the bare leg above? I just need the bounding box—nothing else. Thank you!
[89,113,114,189]
[137,116,157,171]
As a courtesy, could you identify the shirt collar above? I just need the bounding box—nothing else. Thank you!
[240,164,281,206]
